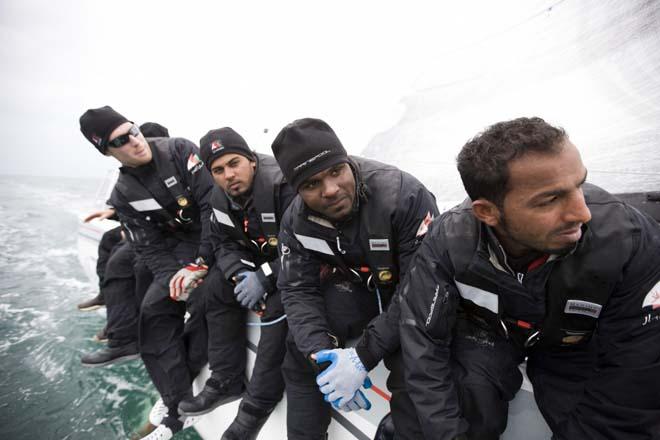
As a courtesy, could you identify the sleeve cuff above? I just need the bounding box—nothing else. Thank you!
[355,343,379,371]
[222,259,254,281]
[256,263,276,293]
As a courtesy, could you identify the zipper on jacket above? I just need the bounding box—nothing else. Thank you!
[336,231,346,254]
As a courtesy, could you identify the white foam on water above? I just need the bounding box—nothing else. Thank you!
[29,260,93,291]
[104,374,147,393]
[44,247,78,258]
[0,328,40,353]
[32,340,68,381]
[0,303,51,319]
[56,276,93,290]
[1,292,20,298]
[103,375,148,410]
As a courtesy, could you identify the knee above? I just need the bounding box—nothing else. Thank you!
[140,296,164,320]
[462,383,509,438]
[282,363,314,389]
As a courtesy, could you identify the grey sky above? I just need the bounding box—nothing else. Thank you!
[1,0,548,178]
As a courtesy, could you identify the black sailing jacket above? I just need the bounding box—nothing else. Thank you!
[400,183,660,439]
[277,156,439,368]
[109,137,214,281]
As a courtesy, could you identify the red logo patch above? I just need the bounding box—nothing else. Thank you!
[416,211,434,237]
[211,140,223,152]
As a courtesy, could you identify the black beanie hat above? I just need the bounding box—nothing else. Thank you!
[139,122,169,138]
[79,106,130,154]
[271,118,348,190]
[199,127,255,169]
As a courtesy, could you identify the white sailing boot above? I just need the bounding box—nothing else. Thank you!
[139,424,172,440]
[149,398,168,426]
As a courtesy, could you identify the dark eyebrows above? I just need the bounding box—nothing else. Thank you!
[301,163,347,188]
[212,157,241,173]
[532,168,588,202]
[302,177,319,187]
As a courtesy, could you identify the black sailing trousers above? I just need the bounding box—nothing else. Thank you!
[203,266,287,410]
[138,241,208,409]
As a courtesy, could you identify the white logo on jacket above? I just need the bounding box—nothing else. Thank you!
[369,239,390,251]
[426,285,440,327]
[564,300,602,318]
[164,176,177,188]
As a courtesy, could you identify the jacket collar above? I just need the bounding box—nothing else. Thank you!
[479,222,587,275]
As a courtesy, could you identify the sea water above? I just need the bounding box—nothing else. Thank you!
[0,175,200,440]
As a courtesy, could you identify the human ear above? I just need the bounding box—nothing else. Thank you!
[471,199,501,227]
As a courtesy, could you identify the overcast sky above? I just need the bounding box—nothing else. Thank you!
[0,0,550,178]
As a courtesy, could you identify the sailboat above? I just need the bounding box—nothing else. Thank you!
[77,0,659,438]
[77,176,554,440]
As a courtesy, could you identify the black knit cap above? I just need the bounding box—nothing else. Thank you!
[79,105,130,154]
[271,118,348,190]
[199,127,255,170]
[139,122,169,138]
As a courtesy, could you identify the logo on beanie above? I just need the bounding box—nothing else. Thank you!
[211,140,224,152]
[187,153,203,174]
[293,150,331,172]
[91,134,102,146]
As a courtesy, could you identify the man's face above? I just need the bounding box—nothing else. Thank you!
[106,122,152,167]
[299,162,356,221]
[489,140,592,257]
[210,153,256,198]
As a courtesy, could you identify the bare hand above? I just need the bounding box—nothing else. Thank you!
[83,208,116,223]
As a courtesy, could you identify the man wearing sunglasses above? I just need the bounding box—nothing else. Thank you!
[79,106,213,440]
[79,122,171,364]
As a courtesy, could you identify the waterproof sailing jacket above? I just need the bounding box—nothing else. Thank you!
[109,137,214,281]
[208,153,295,289]
[277,156,438,369]
[400,183,660,440]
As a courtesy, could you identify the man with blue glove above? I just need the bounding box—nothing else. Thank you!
[182,127,295,439]
[271,118,439,439]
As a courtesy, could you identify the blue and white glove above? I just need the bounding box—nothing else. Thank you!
[233,271,266,309]
[315,348,371,410]
[338,381,372,412]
